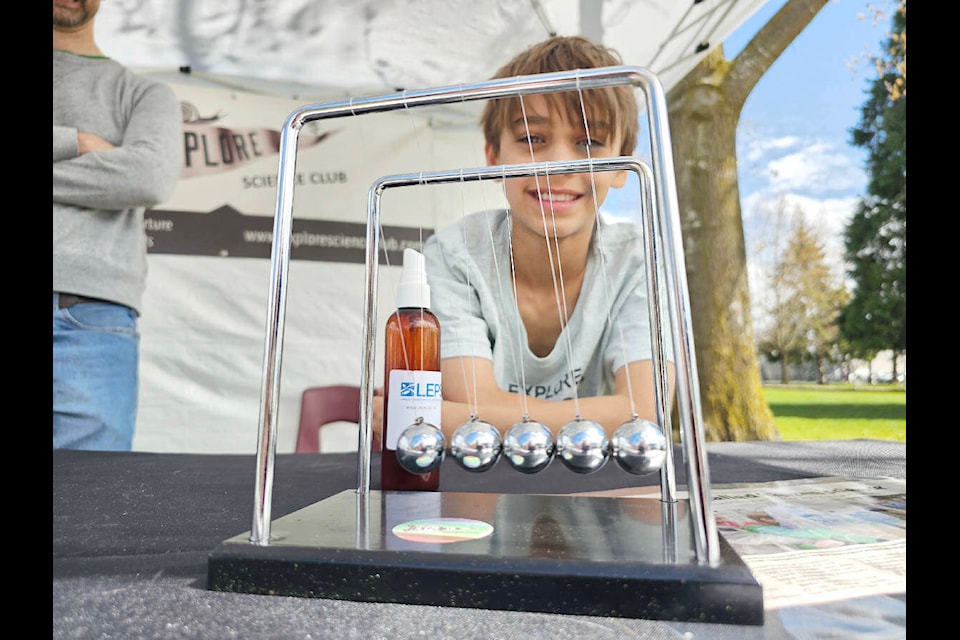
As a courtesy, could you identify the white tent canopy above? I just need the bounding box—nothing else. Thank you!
[97,0,768,104]
[87,0,771,454]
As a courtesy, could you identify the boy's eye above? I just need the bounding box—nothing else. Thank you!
[580,138,605,149]
[517,134,545,145]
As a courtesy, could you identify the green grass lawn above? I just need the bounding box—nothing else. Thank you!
[761,383,906,442]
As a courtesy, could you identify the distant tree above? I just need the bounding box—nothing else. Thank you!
[758,203,849,384]
[797,233,850,385]
[840,1,906,379]
[667,0,828,440]
[755,199,805,384]
[861,0,906,101]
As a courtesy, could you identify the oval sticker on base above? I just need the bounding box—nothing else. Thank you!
[392,518,494,543]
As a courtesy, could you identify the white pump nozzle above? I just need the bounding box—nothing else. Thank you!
[396,248,431,309]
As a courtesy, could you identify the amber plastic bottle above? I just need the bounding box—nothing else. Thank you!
[381,248,442,491]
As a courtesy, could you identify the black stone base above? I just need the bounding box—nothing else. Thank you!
[208,490,763,625]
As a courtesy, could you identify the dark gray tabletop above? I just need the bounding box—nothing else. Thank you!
[53,440,906,639]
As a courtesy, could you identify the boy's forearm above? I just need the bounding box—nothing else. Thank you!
[441,392,659,440]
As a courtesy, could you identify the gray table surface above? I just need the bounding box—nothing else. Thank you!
[53,440,906,639]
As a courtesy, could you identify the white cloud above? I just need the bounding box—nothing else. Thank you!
[743,134,800,163]
[740,131,866,194]
[765,142,864,194]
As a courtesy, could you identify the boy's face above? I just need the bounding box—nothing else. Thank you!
[486,94,628,242]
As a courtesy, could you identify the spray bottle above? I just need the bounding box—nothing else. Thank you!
[381,248,442,491]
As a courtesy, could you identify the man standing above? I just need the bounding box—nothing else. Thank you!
[53,0,182,450]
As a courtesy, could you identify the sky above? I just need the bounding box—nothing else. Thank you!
[703,0,895,330]
[730,0,890,244]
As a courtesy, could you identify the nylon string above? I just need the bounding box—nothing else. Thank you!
[574,75,639,419]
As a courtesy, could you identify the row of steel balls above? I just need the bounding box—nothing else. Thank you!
[395,416,668,476]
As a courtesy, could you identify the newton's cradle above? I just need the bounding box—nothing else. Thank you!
[207,66,764,625]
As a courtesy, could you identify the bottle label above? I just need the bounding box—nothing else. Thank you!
[385,369,443,450]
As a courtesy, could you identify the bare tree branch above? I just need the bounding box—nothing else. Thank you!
[728,0,829,109]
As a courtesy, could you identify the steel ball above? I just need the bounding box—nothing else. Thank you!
[449,419,502,472]
[395,420,445,474]
[555,418,610,474]
[502,420,555,474]
[611,418,667,476]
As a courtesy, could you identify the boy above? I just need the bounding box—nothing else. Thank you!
[378,35,675,441]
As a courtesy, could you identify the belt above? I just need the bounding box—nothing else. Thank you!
[57,293,106,309]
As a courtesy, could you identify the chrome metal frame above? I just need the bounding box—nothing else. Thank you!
[249,65,720,566]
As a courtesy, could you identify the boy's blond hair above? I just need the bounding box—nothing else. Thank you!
[480,36,639,157]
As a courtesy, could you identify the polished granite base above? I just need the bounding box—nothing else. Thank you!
[208,489,763,625]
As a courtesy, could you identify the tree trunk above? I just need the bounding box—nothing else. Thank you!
[780,358,789,385]
[665,0,827,440]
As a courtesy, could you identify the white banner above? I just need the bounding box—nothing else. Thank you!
[135,82,500,453]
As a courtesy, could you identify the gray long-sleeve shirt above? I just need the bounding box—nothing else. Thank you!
[53,49,182,314]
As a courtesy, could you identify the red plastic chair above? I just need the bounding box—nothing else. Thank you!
[295,385,380,453]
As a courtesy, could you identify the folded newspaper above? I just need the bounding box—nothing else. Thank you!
[572,476,906,609]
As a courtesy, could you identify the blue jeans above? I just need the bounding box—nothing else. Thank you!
[53,292,139,450]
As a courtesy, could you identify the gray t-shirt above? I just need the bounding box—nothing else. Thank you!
[422,209,671,400]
